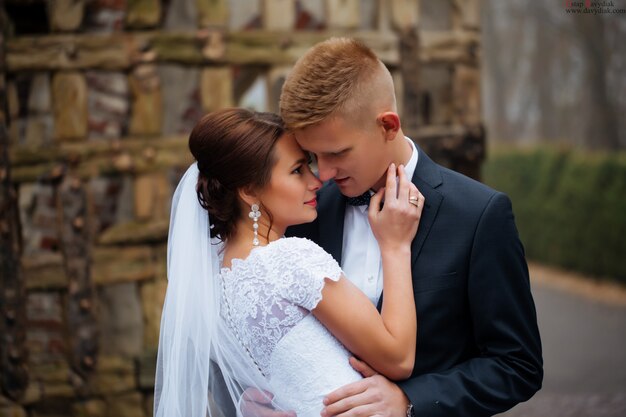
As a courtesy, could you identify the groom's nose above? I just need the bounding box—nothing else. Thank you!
[316,159,337,182]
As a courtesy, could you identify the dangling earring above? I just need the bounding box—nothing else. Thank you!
[249,203,261,246]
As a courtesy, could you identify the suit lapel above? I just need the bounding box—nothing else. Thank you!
[377,146,444,311]
[316,181,346,265]
[409,146,444,267]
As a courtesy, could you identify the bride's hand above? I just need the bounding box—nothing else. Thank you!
[368,163,424,253]
[349,356,379,377]
[240,388,296,417]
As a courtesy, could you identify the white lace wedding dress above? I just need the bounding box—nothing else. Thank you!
[220,237,363,416]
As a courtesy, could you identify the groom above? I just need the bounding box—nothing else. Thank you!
[245,38,543,416]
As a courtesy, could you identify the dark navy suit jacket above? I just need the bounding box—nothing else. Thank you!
[286,146,543,416]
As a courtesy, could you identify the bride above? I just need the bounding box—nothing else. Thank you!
[154,108,424,417]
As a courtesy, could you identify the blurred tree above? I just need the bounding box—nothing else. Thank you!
[482,0,625,150]
[573,13,620,150]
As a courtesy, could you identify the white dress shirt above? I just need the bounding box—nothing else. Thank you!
[340,138,418,305]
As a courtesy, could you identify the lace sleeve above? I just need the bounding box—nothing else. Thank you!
[272,237,343,311]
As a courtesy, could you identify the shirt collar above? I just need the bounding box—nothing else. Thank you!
[403,136,419,180]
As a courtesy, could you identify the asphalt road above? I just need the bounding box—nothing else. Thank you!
[498,276,626,417]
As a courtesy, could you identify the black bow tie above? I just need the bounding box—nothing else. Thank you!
[346,191,372,206]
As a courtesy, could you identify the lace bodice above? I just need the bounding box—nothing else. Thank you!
[220,237,342,375]
[220,237,363,415]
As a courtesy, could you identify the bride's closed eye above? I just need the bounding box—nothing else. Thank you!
[292,154,315,175]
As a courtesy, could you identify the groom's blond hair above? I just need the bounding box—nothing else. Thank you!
[280,37,396,130]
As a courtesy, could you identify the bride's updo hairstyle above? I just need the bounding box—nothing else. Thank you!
[189,108,284,241]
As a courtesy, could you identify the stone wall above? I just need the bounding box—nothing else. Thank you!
[0,1,483,416]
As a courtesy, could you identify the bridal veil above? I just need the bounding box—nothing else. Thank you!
[154,163,278,417]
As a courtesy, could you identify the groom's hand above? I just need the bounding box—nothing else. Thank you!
[320,357,409,417]
[240,388,296,417]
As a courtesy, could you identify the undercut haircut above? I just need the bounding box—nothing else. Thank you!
[280,37,394,130]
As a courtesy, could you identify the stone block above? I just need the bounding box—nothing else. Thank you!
[22,253,67,290]
[97,355,135,373]
[140,280,167,349]
[197,0,228,27]
[104,392,146,417]
[129,65,162,137]
[26,292,67,365]
[89,176,125,233]
[24,115,54,147]
[298,0,324,27]
[266,66,290,114]
[262,0,295,30]
[92,356,136,394]
[228,0,260,29]
[20,382,42,405]
[83,0,126,33]
[142,393,153,417]
[115,176,136,224]
[98,282,144,357]
[200,67,233,112]
[159,65,201,135]
[48,0,85,32]
[31,362,71,383]
[7,81,19,118]
[52,72,88,141]
[452,0,480,30]
[20,183,58,256]
[388,0,419,31]
[134,174,154,221]
[154,244,167,282]
[8,118,22,144]
[27,73,52,113]
[420,0,452,31]
[40,382,75,399]
[29,398,73,416]
[419,66,453,125]
[86,71,129,140]
[163,0,197,29]
[136,349,157,390]
[92,246,155,285]
[453,64,481,125]
[73,399,107,417]
[325,0,360,29]
[98,220,169,246]
[126,0,161,29]
[0,405,27,417]
[133,172,170,222]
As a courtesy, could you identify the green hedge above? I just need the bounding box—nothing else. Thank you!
[482,146,626,283]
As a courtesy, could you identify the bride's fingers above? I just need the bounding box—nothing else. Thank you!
[368,187,385,218]
[384,163,397,203]
[397,164,410,203]
[241,388,296,417]
[349,356,378,378]
[242,388,273,403]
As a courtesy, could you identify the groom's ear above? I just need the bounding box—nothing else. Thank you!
[376,112,400,142]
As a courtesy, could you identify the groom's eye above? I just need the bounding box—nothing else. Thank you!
[330,149,349,157]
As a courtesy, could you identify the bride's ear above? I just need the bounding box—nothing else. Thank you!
[237,186,259,208]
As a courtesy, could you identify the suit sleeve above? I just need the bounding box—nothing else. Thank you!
[398,192,543,416]
[285,219,319,241]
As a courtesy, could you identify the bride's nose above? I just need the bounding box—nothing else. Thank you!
[307,171,322,191]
